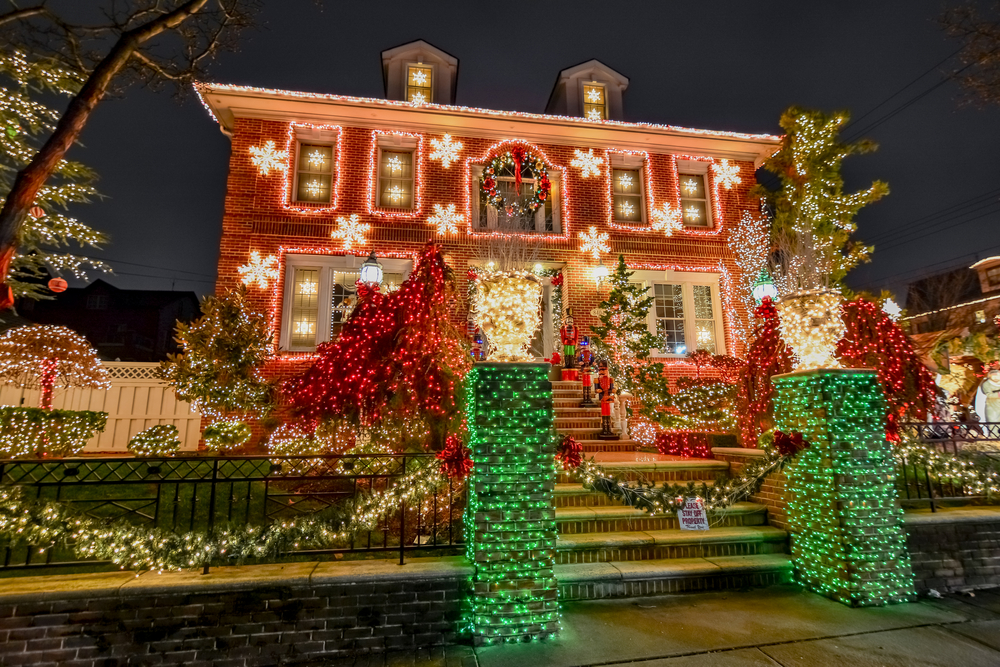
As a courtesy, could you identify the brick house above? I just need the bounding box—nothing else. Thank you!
[195,40,779,396]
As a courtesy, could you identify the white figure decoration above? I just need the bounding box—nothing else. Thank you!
[974,368,1000,423]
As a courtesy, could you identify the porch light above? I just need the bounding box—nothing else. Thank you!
[359,251,383,285]
[594,261,609,286]
[751,269,777,303]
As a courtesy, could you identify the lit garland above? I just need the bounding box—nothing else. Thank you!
[470,271,542,361]
[569,148,604,178]
[330,214,371,251]
[727,210,771,348]
[0,407,107,458]
[429,133,462,168]
[282,123,344,214]
[426,203,463,235]
[579,226,610,259]
[777,290,845,370]
[128,424,181,457]
[367,129,425,217]
[712,158,742,190]
[248,140,288,176]
[895,441,1000,496]
[237,251,279,289]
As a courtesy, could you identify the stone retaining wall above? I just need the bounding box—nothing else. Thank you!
[712,447,789,532]
[0,558,471,666]
[906,508,1000,594]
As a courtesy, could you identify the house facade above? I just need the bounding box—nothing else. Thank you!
[195,41,779,391]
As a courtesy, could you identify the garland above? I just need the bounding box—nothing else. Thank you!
[0,462,452,572]
[480,147,551,214]
[895,441,1000,496]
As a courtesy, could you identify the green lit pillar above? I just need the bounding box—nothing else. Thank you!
[465,362,559,644]
[775,369,915,606]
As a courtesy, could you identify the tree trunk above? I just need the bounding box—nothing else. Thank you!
[39,358,57,410]
[0,0,209,303]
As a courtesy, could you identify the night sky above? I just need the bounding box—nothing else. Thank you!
[61,0,1000,303]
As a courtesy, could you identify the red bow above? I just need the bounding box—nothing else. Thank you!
[774,430,808,456]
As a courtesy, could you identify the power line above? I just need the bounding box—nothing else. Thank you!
[861,187,1000,246]
[872,207,1000,254]
[82,255,217,279]
[109,270,214,285]
[853,241,1000,289]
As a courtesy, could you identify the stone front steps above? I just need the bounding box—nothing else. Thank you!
[556,501,766,534]
[555,525,788,564]
[556,458,729,484]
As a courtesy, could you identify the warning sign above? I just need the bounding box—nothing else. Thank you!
[678,497,710,531]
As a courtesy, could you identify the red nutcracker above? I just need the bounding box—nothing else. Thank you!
[595,361,619,440]
[560,308,580,370]
[578,336,596,407]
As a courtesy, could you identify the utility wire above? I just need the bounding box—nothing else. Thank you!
[872,207,1000,254]
[854,241,1000,290]
[82,254,217,279]
[861,187,1000,246]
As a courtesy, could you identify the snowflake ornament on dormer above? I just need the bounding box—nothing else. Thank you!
[331,214,370,251]
[570,149,603,178]
[430,134,463,168]
[238,251,280,289]
[248,141,288,177]
[713,159,742,190]
[427,203,463,235]
[580,226,610,260]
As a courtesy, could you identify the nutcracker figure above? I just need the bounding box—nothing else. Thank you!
[578,337,596,407]
[470,327,486,361]
[595,361,619,440]
[560,309,580,370]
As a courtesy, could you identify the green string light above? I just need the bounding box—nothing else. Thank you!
[775,369,915,607]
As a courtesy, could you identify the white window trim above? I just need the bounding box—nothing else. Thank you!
[470,165,562,234]
[609,154,646,225]
[628,269,726,358]
[405,61,436,103]
[280,254,413,352]
[375,140,416,211]
[676,159,714,229]
[580,79,608,119]
[292,129,337,204]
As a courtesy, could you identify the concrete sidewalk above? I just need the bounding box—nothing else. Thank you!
[325,584,1000,666]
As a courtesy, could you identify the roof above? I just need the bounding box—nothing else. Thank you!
[193,82,782,166]
[970,256,1000,270]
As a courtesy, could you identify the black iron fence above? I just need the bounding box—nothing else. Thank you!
[898,421,1000,511]
[0,453,465,572]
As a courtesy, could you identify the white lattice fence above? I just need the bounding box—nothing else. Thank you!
[0,362,201,452]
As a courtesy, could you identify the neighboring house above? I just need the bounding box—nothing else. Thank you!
[904,257,1000,335]
[195,40,779,387]
[17,279,200,362]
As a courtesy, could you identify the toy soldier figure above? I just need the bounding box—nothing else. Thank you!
[470,327,486,361]
[578,336,596,407]
[595,361,618,440]
[560,308,579,370]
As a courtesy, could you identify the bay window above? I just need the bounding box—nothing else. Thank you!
[632,270,725,356]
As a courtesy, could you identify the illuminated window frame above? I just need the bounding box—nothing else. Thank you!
[279,254,413,352]
[628,269,726,358]
[292,142,334,204]
[676,161,713,229]
[581,81,607,120]
[609,152,647,225]
[283,123,343,214]
[368,130,424,218]
[673,156,724,235]
[469,164,562,235]
[376,147,415,210]
[406,62,434,103]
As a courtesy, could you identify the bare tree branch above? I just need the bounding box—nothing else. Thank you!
[941,1,1000,108]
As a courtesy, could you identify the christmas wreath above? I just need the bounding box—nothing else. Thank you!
[480,146,551,215]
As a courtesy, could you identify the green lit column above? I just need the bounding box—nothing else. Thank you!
[775,369,915,606]
[465,362,559,645]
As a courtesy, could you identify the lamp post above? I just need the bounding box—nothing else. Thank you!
[593,261,609,287]
[359,251,383,286]
[751,269,777,304]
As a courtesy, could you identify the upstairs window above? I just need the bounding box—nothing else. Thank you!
[583,82,607,120]
[86,294,108,310]
[612,168,643,223]
[407,64,433,103]
[295,143,333,203]
[378,149,414,209]
[679,171,710,227]
[471,163,561,234]
[987,266,1000,289]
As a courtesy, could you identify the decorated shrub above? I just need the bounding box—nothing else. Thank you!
[202,421,252,451]
[0,407,107,458]
[128,424,181,457]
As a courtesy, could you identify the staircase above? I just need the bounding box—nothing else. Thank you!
[549,379,792,600]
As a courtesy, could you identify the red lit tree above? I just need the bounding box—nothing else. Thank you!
[738,297,793,446]
[284,242,472,450]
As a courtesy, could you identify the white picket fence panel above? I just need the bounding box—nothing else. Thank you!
[0,362,201,452]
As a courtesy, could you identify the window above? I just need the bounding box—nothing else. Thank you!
[294,143,333,203]
[281,255,413,352]
[679,172,709,227]
[471,164,561,234]
[612,168,643,223]
[653,284,686,354]
[633,271,725,356]
[583,82,606,120]
[987,266,1000,288]
[86,294,108,310]
[378,149,414,209]
[406,64,433,103]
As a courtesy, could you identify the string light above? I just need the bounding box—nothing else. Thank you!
[0,407,106,458]
[237,251,280,289]
[579,226,610,259]
[367,129,425,217]
[128,424,181,457]
[470,272,543,361]
[427,203,463,235]
[330,214,371,251]
[712,158,742,190]
[650,202,682,235]
[283,123,344,214]
[570,148,603,178]
[727,211,771,348]
[248,140,288,176]
[777,290,845,370]
[429,133,463,168]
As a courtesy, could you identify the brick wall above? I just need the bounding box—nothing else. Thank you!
[712,447,788,531]
[0,562,471,666]
[906,510,1000,593]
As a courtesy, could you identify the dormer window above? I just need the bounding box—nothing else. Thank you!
[583,82,607,120]
[407,64,433,103]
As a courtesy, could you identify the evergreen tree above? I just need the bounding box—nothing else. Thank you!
[0,51,108,300]
[590,255,659,387]
[160,286,276,421]
[752,107,888,289]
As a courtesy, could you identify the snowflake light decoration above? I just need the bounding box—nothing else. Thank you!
[237,251,279,289]
[586,108,602,121]
[331,214,371,251]
[307,149,327,169]
[685,206,701,222]
[682,178,700,195]
[580,226,610,260]
[305,179,325,198]
[387,185,404,203]
[429,134,462,168]
[570,148,603,178]
[618,172,633,189]
[412,70,428,85]
[713,159,742,190]
[619,200,635,217]
[248,141,287,176]
[650,203,683,235]
[411,92,426,105]
[586,88,603,103]
[387,155,403,173]
[427,203,463,235]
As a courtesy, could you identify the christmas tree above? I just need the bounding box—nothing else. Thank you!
[590,255,659,388]
[0,51,108,300]
[160,286,276,422]
[285,242,472,450]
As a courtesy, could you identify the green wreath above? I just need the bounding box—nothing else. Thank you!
[480,146,552,215]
